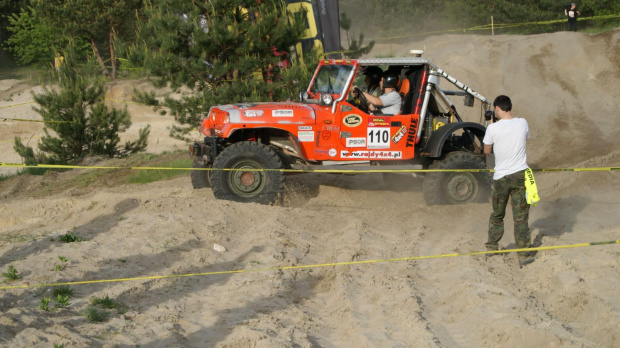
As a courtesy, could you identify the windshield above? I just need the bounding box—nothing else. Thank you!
[310,64,355,96]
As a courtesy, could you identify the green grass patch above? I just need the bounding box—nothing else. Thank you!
[52,286,74,298]
[126,157,192,184]
[2,265,21,282]
[82,307,110,322]
[58,233,85,243]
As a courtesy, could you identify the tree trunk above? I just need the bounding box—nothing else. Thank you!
[109,26,117,79]
[89,32,110,77]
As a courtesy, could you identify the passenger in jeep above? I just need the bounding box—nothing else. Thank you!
[355,72,402,115]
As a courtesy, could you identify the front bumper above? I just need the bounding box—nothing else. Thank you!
[189,137,220,163]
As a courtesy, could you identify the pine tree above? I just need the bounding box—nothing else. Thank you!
[13,48,150,167]
[34,0,142,78]
[125,0,313,139]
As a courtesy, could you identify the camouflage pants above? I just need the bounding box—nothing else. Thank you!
[486,170,531,257]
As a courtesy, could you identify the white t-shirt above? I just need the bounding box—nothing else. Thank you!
[378,90,402,115]
[483,117,530,180]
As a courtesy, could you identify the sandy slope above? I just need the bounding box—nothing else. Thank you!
[1,30,620,347]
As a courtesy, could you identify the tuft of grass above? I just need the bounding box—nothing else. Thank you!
[90,295,128,314]
[52,286,73,298]
[90,295,117,309]
[58,233,84,243]
[58,256,69,263]
[82,307,110,322]
[126,158,192,184]
[2,265,21,282]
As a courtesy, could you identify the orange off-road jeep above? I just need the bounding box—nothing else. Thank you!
[190,53,493,205]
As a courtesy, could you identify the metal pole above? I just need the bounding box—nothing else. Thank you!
[492,16,494,36]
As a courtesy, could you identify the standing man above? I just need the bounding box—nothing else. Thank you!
[565,3,580,32]
[483,95,535,267]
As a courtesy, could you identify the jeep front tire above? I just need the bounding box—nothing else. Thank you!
[210,141,285,205]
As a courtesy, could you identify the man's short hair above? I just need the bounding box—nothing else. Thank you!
[493,95,512,112]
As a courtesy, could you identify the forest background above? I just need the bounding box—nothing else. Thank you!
[0,0,618,162]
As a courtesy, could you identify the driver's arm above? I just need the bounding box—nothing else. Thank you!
[362,91,383,106]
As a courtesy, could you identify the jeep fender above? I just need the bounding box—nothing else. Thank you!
[228,127,307,161]
[424,122,486,158]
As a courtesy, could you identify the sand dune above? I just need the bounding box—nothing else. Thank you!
[1,30,619,347]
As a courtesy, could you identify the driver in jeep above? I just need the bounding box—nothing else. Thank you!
[354,72,402,115]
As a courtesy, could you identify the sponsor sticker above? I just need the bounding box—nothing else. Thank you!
[328,148,337,157]
[341,151,369,159]
[341,151,402,159]
[346,137,366,148]
[298,126,312,130]
[370,151,402,159]
[343,114,363,127]
[314,149,329,155]
[369,117,390,127]
[391,125,407,144]
[298,131,315,142]
[243,110,264,117]
[321,131,332,140]
[272,109,294,117]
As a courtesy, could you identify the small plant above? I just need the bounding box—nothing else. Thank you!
[55,294,70,308]
[118,216,127,221]
[58,233,84,243]
[51,255,70,271]
[2,265,21,282]
[52,286,74,297]
[54,344,65,348]
[90,295,117,309]
[39,297,53,311]
[89,295,128,315]
[82,307,110,322]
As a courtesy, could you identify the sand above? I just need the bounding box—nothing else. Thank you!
[1,30,619,347]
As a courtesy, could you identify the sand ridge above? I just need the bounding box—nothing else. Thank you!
[1,30,620,347]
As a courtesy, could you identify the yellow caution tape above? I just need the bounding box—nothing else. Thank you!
[1,162,619,174]
[1,118,74,124]
[0,101,35,110]
[1,240,618,291]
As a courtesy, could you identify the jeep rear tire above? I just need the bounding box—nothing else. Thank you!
[423,151,491,205]
[191,159,212,189]
[211,141,285,205]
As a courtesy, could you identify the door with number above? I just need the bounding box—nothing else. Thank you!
[339,111,416,161]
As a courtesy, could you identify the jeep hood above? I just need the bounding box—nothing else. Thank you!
[216,102,317,125]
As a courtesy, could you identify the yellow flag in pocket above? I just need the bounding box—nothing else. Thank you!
[525,168,540,206]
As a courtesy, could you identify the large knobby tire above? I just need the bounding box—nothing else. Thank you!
[211,141,285,205]
[423,151,491,205]
[191,159,212,189]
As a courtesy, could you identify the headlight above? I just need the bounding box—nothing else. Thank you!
[320,93,333,106]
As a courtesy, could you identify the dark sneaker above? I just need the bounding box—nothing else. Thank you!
[518,256,536,268]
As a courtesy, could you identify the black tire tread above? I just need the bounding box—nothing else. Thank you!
[423,151,491,205]
[211,141,285,205]
[191,160,211,189]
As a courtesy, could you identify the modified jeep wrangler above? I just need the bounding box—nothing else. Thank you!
[190,53,493,205]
